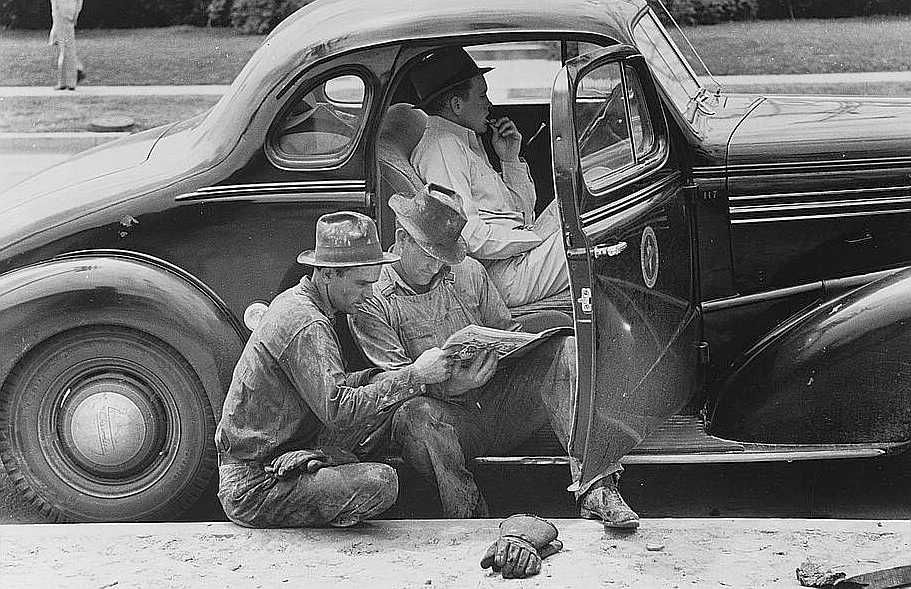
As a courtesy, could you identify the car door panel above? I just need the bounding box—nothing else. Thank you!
[552,46,700,488]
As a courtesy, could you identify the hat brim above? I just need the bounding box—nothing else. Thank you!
[416,66,494,108]
[396,215,467,267]
[296,250,400,267]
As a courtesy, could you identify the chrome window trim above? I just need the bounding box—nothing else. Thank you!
[266,65,376,172]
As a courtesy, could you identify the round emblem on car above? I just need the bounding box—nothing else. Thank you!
[640,226,659,289]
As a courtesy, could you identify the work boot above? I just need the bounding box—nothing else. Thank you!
[579,473,639,529]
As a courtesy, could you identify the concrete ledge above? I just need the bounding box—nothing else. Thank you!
[2,518,909,588]
[0,132,129,153]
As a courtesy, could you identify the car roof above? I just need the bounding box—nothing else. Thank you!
[201,0,646,152]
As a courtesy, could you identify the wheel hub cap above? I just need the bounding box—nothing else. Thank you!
[59,376,164,478]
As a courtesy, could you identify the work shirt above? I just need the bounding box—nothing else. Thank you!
[215,276,423,463]
[351,258,519,396]
[412,115,542,260]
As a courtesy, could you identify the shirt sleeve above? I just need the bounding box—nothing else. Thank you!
[350,300,413,371]
[280,320,421,429]
[414,136,542,260]
[350,294,450,401]
[501,159,538,222]
[470,260,521,331]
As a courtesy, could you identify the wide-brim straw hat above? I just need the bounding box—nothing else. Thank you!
[389,183,467,266]
[297,211,399,267]
[411,47,493,108]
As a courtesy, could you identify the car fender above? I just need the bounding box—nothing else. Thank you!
[711,267,911,445]
[0,250,246,418]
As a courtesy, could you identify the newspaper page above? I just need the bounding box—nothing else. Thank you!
[441,324,573,365]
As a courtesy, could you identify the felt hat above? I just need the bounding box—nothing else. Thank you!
[389,183,468,266]
[297,211,399,267]
[410,47,493,108]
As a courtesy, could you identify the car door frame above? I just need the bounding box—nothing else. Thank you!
[551,44,702,488]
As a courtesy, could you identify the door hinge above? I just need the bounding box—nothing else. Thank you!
[577,287,592,314]
[566,247,587,261]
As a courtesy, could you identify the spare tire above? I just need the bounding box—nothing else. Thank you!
[0,326,217,522]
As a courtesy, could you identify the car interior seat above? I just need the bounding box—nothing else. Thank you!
[377,103,428,200]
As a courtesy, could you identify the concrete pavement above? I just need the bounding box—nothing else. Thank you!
[2,518,909,588]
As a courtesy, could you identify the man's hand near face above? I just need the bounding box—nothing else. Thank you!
[440,349,498,404]
[488,117,522,162]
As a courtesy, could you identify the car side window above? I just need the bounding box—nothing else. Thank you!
[575,62,656,195]
[270,73,369,165]
[464,41,562,104]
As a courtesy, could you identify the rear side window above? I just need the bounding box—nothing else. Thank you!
[575,62,658,194]
[465,41,562,104]
[270,72,370,166]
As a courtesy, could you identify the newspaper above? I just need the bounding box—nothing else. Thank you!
[441,324,573,365]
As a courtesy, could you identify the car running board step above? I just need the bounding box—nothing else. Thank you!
[472,414,896,466]
[472,446,888,466]
[631,414,743,454]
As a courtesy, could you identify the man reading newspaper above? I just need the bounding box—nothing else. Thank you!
[351,185,638,527]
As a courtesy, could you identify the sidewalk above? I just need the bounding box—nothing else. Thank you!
[2,518,909,588]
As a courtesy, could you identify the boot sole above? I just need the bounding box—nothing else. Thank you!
[580,507,640,529]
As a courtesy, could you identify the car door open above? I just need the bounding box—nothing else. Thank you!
[551,45,702,490]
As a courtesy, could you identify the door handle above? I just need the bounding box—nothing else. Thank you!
[591,241,627,259]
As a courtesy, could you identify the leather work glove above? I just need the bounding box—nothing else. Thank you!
[480,514,563,579]
[265,447,358,479]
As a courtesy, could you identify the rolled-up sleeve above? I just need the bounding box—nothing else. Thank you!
[280,320,419,429]
[501,159,537,221]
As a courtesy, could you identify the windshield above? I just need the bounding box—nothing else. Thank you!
[632,10,702,114]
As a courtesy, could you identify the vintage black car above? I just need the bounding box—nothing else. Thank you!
[1,0,909,522]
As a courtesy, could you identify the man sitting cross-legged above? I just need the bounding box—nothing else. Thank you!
[215,211,454,528]
[350,187,639,527]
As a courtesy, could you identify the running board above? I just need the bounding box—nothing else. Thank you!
[473,446,889,466]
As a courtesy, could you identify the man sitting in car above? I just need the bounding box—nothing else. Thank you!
[351,186,639,528]
[215,211,454,528]
[409,46,569,308]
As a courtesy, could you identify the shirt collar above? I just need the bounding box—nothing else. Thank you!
[427,115,481,149]
[376,262,454,297]
[297,275,336,318]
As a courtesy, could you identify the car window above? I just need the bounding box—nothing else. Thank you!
[575,62,656,195]
[465,41,562,104]
[271,73,368,164]
[632,11,701,115]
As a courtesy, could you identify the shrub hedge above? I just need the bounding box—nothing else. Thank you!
[2,0,909,30]
[0,0,209,29]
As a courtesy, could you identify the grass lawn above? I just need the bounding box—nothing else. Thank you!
[678,16,911,75]
[0,26,263,87]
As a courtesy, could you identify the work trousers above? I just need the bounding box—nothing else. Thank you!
[217,460,398,528]
[388,336,618,518]
[483,200,570,307]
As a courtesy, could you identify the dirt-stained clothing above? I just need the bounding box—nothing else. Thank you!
[351,260,591,517]
[215,276,421,528]
[411,115,569,306]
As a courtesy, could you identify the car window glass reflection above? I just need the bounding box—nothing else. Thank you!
[575,62,634,191]
[275,74,367,160]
